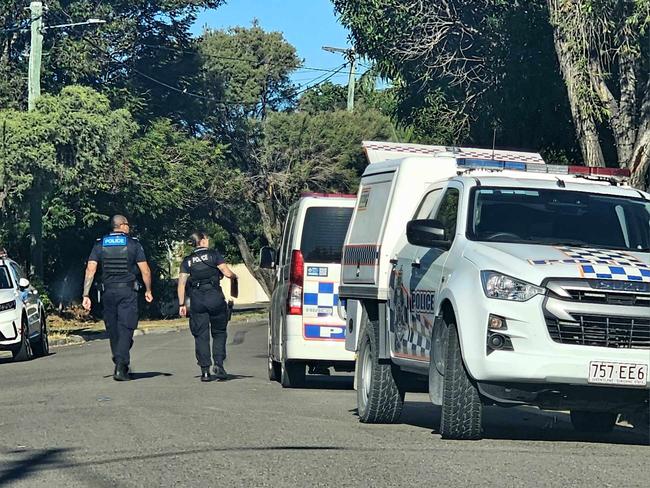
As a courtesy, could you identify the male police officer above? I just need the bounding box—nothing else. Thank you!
[177,232,237,382]
[82,215,153,381]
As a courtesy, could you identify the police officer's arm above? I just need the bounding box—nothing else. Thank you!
[134,243,153,303]
[82,243,101,311]
[177,258,190,317]
[218,264,237,279]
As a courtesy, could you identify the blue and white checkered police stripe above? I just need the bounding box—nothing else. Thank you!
[343,245,380,265]
[560,247,647,267]
[304,281,339,307]
[581,264,650,282]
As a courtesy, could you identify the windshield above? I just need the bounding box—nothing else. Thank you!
[0,266,13,289]
[468,188,650,252]
[300,206,353,263]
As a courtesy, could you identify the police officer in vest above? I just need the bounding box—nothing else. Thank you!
[82,215,153,381]
[177,232,237,382]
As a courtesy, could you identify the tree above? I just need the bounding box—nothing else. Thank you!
[547,0,650,188]
[333,0,580,158]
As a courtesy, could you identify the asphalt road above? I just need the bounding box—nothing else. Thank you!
[0,320,648,488]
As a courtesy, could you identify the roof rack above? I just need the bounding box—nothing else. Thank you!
[301,192,357,199]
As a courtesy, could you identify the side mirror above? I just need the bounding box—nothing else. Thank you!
[406,219,451,250]
[259,246,277,269]
[18,278,30,289]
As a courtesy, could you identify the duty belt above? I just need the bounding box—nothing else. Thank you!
[191,278,218,288]
[102,281,137,291]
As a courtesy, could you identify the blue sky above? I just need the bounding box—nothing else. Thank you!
[192,0,353,87]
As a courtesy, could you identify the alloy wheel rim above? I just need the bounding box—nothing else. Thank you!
[361,342,372,407]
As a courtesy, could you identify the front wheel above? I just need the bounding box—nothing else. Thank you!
[32,315,49,358]
[440,323,482,440]
[12,322,34,362]
[357,317,404,424]
[570,411,617,433]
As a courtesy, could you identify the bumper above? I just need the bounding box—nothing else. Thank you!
[285,315,355,362]
[0,317,21,348]
[459,295,650,389]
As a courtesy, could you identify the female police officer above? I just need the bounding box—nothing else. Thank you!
[177,232,237,382]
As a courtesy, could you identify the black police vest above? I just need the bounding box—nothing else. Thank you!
[101,234,130,279]
[188,249,221,286]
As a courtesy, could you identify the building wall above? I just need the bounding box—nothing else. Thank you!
[223,263,269,304]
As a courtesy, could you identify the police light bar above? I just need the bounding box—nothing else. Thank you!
[456,158,631,178]
[301,192,357,198]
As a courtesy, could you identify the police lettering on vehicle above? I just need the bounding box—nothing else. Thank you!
[410,290,436,314]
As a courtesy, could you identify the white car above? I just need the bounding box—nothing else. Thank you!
[0,256,48,361]
[342,142,649,439]
[260,193,356,387]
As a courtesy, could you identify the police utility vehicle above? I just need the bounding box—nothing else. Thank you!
[341,141,650,440]
[0,253,48,361]
[261,193,356,387]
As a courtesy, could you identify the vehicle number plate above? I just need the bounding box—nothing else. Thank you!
[588,361,648,386]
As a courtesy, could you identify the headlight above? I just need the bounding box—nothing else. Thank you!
[0,300,16,312]
[480,271,545,302]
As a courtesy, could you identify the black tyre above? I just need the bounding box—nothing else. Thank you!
[32,314,49,358]
[12,321,34,362]
[280,360,305,388]
[440,323,482,440]
[357,318,404,424]
[570,411,617,433]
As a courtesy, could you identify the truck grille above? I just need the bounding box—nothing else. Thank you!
[546,315,650,349]
[566,290,650,307]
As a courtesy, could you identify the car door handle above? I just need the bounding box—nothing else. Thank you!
[411,261,421,269]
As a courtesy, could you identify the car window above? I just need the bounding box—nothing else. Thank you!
[10,263,25,281]
[282,208,298,266]
[433,188,460,242]
[0,266,12,289]
[300,206,353,263]
[414,189,442,219]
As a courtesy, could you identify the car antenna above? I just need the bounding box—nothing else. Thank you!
[556,178,566,188]
[491,127,497,160]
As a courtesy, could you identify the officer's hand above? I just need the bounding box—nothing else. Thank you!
[82,296,91,311]
[145,291,154,303]
[179,305,187,317]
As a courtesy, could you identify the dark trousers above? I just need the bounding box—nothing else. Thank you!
[189,286,228,368]
[103,287,138,366]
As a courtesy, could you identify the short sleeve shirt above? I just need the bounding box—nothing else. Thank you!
[88,233,147,284]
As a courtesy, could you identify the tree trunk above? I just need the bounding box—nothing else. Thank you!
[217,216,274,299]
[29,184,43,279]
[548,1,606,167]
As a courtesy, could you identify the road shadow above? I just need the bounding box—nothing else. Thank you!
[0,351,56,365]
[399,401,650,446]
[101,372,173,380]
[301,374,354,391]
[192,373,254,382]
[0,448,70,485]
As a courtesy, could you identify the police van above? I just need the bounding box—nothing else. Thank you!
[341,141,650,439]
[260,193,356,387]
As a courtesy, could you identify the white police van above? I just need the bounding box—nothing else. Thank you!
[260,193,356,387]
[341,141,650,439]
[0,253,48,361]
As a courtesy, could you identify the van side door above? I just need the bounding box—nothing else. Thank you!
[271,207,297,354]
[390,187,442,362]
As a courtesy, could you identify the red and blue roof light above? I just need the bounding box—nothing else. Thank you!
[456,158,631,178]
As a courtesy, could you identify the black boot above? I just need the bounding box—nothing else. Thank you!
[114,363,131,382]
[200,367,212,382]
[213,364,228,381]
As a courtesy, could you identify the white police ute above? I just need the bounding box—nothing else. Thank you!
[0,253,48,361]
[260,193,356,387]
[341,141,650,439]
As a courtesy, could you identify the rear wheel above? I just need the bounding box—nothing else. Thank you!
[267,332,280,382]
[570,411,617,433]
[357,317,404,424]
[12,321,33,362]
[440,323,482,440]
[280,359,305,388]
[32,314,49,358]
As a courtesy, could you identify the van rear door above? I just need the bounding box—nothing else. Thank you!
[299,206,353,342]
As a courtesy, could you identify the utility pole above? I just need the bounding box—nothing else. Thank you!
[25,2,105,278]
[28,1,43,112]
[323,46,357,112]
